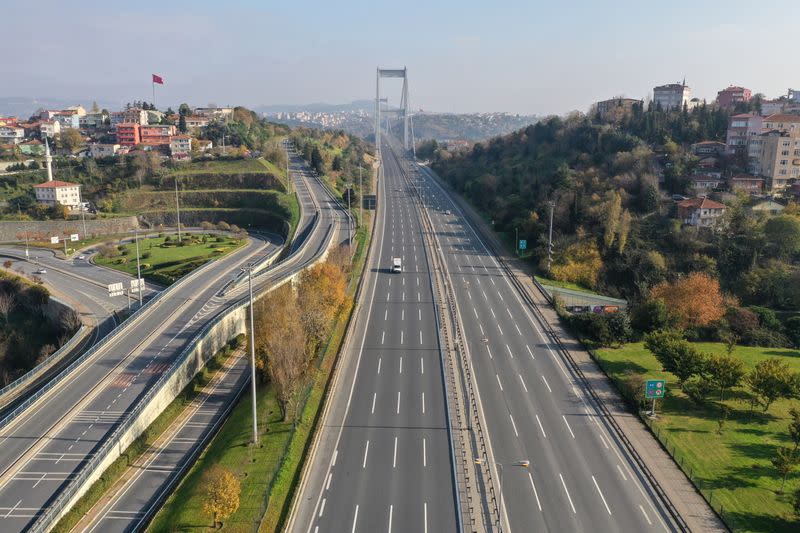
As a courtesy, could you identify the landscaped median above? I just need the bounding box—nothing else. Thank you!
[148,217,371,532]
[593,342,800,532]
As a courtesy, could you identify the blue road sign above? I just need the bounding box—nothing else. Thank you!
[519,239,527,250]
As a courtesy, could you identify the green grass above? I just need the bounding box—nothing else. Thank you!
[169,158,272,175]
[52,339,242,533]
[94,233,243,285]
[594,342,800,532]
[535,275,598,294]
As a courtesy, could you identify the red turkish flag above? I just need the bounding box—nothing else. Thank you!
[152,74,164,85]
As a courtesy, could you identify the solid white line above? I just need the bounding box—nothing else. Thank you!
[559,474,577,514]
[535,414,547,438]
[397,391,401,414]
[351,505,359,533]
[423,437,427,466]
[639,504,653,525]
[422,392,425,414]
[562,415,576,438]
[528,473,543,511]
[424,502,428,533]
[393,437,398,468]
[518,374,528,392]
[526,344,534,359]
[592,475,612,515]
[362,441,369,468]
[388,504,393,533]
[509,414,519,437]
[541,375,552,393]
[319,498,326,517]
[5,499,21,518]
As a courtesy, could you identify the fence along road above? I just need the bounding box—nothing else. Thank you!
[0,156,340,532]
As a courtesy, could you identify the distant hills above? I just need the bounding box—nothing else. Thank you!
[0,97,119,119]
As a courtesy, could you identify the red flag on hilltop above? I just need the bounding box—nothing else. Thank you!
[152,74,164,85]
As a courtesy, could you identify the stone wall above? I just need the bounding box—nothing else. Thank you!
[0,217,140,243]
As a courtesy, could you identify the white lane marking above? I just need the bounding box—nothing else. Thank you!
[422,392,425,414]
[497,323,504,335]
[509,414,519,437]
[5,499,22,518]
[377,358,382,375]
[515,323,522,335]
[418,309,421,320]
[319,498,326,517]
[419,330,423,344]
[473,308,479,319]
[528,473,543,511]
[639,505,652,525]
[616,464,628,481]
[486,345,493,359]
[559,473,577,514]
[399,357,403,374]
[326,472,332,490]
[535,414,547,438]
[479,323,484,335]
[418,292,421,302]
[505,344,514,359]
[541,375,552,393]
[592,475,612,515]
[562,415,576,438]
[490,307,496,318]
[381,331,385,344]
[331,449,338,466]
[506,308,513,318]
[496,374,503,391]
[393,437,398,468]
[518,374,528,392]
[397,391,401,414]
[388,504,393,533]
[400,331,404,344]
[32,473,46,488]
[420,357,424,374]
[526,345,534,359]
[371,393,377,414]
[402,309,405,321]
[423,437,427,466]
[424,502,428,533]
[351,505,359,533]
[384,309,388,321]
[386,292,390,301]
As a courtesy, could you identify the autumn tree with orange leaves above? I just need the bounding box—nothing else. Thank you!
[650,272,725,328]
[297,262,346,354]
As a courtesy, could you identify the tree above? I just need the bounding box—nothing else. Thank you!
[787,316,800,348]
[650,272,725,329]
[764,215,800,258]
[631,297,676,334]
[254,285,306,421]
[772,446,798,493]
[178,114,187,133]
[644,330,706,384]
[57,129,83,153]
[297,262,346,351]
[0,292,14,324]
[202,465,240,528]
[178,103,191,117]
[706,352,745,401]
[310,146,325,174]
[747,358,794,413]
[793,486,800,520]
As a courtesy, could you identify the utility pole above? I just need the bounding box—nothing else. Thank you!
[174,178,182,242]
[79,187,87,240]
[347,184,352,251]
[222,134,226,156]
[515,227,519,257]
[547,199,555,272]
[359,166,363,228]
[24,232,29,259]
[134,229,142,307]
[244,263,259,445]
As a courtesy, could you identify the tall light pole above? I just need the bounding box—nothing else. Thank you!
[347,183,353,251]
[547,199,556,272]
[78,186,87,240]
[134,229,142,307]
[474,458,529,532]
[358,166,363,228]
[174,177,182,243]
[243,263,259,445]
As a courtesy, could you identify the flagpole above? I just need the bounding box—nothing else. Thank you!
[152,81,155,109]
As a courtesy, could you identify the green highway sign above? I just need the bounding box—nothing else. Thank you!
[645,379,666,399]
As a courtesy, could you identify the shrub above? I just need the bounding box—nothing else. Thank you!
[141,252,151,259]
[631,297,676,334]
[682,376,714,405]
[746,328,790,348]
[725,307,760,339]
[785,316,800,348]
[217,221,231,231]
[748,306,783,331]
[566,312,612,346]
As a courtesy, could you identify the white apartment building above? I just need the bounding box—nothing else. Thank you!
[653,82,692,111]
[89,143,121,158]
[0,126,25,145]
[34,180,82,209]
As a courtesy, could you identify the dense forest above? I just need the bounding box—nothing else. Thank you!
[430,104,800,347]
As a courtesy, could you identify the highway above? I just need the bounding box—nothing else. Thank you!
[294,140,458,533]
[0,149,342,531]
[49,148,348,533]
[411,145,680,531]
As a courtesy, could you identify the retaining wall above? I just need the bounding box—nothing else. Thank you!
[0,217,140,243]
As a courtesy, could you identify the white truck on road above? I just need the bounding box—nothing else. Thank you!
[392,257,402,273]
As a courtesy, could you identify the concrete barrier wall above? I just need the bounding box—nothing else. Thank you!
[0,217,140,243]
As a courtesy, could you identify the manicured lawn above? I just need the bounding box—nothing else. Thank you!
[594,342,800,532]
[535,275,598,294]
[94,233,243,285]
[169,158,273,175]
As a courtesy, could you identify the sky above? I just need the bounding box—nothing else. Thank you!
[4,0,798,116]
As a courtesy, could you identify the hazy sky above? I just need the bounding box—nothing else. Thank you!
[4,0,797,115]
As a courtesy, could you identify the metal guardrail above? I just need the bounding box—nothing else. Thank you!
[0,324,86,404]
[29,193,339,533]
[420,162,689,532]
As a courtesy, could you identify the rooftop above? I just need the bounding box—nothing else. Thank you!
[677,197,726,210]
[33,180,80,188]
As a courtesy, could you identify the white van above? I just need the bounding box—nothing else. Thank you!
[392,257,402,273]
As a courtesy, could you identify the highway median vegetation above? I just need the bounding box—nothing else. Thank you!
[149,220,371,533]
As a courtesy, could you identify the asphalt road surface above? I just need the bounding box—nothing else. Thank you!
[295,141,458,533]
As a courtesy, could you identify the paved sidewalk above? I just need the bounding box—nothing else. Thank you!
[426,165,727,533]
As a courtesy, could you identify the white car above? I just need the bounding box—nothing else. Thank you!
[77,254,86,260]
[35,268,46,274]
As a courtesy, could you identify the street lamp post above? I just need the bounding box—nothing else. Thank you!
[547,199,556,272]
[174,178,182,243]
[475,458,529,532]
[134,229,142,307]
[243,263,259,445]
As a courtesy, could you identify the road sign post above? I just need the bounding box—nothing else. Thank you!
[519,239,527,252]
[645,379,666,417]
[107,282,124,298]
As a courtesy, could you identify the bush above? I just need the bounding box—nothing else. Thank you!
[725,307,760,339]
[746,328,790,348]
[631,297,675,334]
[565,312,631,347]
[786,316,800,348]
[141,252,151,259]
[217,221,231,231]
[682,376,714,405]
[199,221,215,230]
[748,306,783,331]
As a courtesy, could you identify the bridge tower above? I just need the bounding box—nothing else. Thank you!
[375,67,411,153]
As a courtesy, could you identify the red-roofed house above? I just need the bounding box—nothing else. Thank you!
[716,86,752,108]
[676,197,727,227]
[33,180,82,209]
